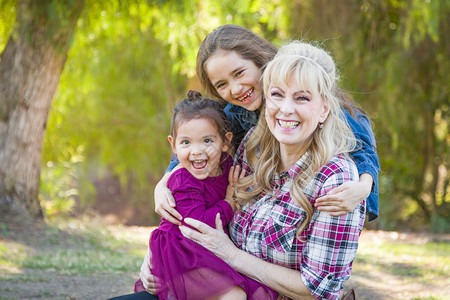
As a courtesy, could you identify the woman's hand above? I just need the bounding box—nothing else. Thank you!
[139,248,160,294]
[315,173,373,216]
[181,215,314,299]
[179,214,239,266]
[154,171,182,225]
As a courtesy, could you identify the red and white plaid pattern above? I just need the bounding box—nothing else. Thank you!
[229,128,366,300]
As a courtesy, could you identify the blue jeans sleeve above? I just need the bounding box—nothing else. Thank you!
[165,154,179,173]
[344,109,380,221]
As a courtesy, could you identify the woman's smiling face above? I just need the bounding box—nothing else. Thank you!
[265,73,330,156]
[205,50,263,112]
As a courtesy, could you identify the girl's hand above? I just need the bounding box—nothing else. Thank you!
[154,171,182,225]
[179,214,239,266]
[225,165,245,210]
[229,165,244,187]
[139,248,160,294]
[315,174,373,216]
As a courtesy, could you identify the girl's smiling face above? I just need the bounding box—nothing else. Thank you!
[168,118,232,180]
[205,50,263,112]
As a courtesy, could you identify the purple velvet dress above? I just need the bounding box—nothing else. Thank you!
[135,154,276,300]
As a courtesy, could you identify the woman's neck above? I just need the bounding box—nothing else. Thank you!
[279,144,309,172]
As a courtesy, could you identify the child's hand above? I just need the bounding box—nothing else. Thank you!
[315,174,372,216]
[225,165,245,210]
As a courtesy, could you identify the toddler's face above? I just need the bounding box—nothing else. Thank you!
[169,118,229,180]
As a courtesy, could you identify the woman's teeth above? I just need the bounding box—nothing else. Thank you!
[278,120,300,129]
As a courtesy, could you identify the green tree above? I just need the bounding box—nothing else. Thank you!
[0,0,290,221]
[6,0,446,230]
[0,0,85,217]
[42,0,290,223]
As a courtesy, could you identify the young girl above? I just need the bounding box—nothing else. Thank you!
[134,91,276,300]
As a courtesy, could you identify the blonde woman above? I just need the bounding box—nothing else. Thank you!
[179,41,365,300]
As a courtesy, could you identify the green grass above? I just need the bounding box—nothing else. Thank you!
[0,274,48,282]
[355,240,449,284]
[19,248,142,274]
[0,217,148,276]
[0,241,27,269]
[351,234,449,299]
[0,296,19,300]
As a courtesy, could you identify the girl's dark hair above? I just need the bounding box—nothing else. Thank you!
[197,24,277,104]
[170,90,232,149]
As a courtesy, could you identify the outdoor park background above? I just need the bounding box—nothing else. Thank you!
[0,0,449,299]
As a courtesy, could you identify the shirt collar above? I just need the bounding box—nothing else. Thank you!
[273,151,312,188]
[287,151,311,178]
[226,103,259,117]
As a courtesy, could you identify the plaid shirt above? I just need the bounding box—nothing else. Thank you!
[229,128,366,300]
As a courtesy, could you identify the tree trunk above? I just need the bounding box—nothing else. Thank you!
[0,0,85,218]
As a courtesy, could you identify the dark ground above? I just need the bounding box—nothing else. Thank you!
[1,215,449,300]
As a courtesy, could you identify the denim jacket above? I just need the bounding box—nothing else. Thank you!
[223,103,259,148]
[167,103,380,221]
[343,108,380,221]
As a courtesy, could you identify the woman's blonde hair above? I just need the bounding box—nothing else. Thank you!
[235,41,356,236]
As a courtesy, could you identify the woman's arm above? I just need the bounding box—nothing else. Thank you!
[231,244,316,299]
[180,215,316,299]
[302,161,365,299]
[181,159,365,299]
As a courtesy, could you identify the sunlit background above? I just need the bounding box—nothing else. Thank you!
[1,0,448,232]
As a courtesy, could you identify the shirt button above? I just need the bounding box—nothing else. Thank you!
[327,274,333,280]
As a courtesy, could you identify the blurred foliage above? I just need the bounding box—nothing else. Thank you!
[32,0,288,223]
[0,0,448,230]
[0,0,16,54]
[40,150,84,220]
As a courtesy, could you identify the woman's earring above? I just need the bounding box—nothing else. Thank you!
[319,123,324,129]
